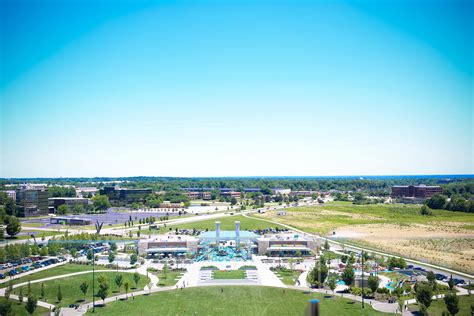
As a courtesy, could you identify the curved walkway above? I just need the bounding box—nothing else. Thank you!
[0,266,157,316]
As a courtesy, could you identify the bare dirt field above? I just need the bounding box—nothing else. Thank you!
[255,202,474,274]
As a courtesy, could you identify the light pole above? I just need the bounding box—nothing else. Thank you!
[92,250,95,313]
[361,251,365,309]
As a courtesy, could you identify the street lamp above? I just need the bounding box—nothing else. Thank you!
[361,251,365,309]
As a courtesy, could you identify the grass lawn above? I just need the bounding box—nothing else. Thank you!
[11,229,64,240]
[213,270,246,279]
[408,295,474,316]
[272,268,302,285]
[86,286,394,316]
[11,271,149,307]
[1,264,113,287]
[156,215,287,234]
[155,270,183,286]
[0,297,49,316]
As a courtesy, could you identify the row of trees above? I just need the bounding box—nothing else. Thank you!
[425,194,474,213]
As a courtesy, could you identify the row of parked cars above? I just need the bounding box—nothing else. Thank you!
[406,265,467,285]
[0,256,67,279]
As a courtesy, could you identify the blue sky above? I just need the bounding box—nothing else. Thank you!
[1,0,472,177]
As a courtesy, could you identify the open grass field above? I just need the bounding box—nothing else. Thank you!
[408,295,474,316]
[12,229,65,240]
[213,270,246,279]
[12,271,150,307]
[0,297,49,316]
[1,264,113,287]
[157,215,287,233]
[154,270,183,286]
[254,202,474,273]
[272,268,302,285]
[86,286,394,316]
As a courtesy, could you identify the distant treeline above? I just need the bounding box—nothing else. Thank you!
[1,176,472,195]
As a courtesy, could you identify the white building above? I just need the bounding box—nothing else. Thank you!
[271,188,291,195]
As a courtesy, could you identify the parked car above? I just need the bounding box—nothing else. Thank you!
[0,273,5,279]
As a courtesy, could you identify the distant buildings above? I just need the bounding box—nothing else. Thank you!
[15,184,49,216]
[271,188,291,195]
[3,190,16,201]
[289,190,315,197]
[48,197,90,211]
[391,185,442,199]
[76,187,98,198]
[256,233,318,256]
[50,216,92,226]
[99,186,152,202]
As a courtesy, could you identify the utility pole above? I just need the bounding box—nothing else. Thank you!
[92,250,95,313]
[361,251,365,309]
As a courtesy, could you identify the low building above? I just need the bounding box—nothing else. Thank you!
[221,191,241,198]
[391,185,442,199]
[3,190,16,201]
[271,188,291,195]
[257,233,318,256]
[48,197,90,211]
[138,235,199,258]
[159,201,183,208]
[76,187,98,197]
[184,191,212,200]
[50,216,92,225]
[99,186,152,202]
[290,191,315,197]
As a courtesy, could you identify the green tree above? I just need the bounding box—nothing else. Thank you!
[57,285,62,302]
[416,283,433,310]
[4,216,21,237]
[115,274,123,291]
[328,277,337,296]
[444,292,459,316]
[87,249,94,261]
[92,195,111,211]
[25,295,37,315]
[80,281,88,301]
[368,275,380,294]
[133,272,140,288]
[341,264,355,288]
[56,204,68,215]
[448,275,455,290]
[130,253,138,265]
[0,298,12,316]
[39,246,48,257]
[426,271,437,291]
[97,280,109,305]
[110,242,117,252]
[425,194,447,210]
[163,263,169,279]
[420,205,433,216]
[230,197,238,206]
[18,287,24,303]
[124,282,130,299]
[324,239,330,251]
[73,204,84,214]
[40,283,45,299]
[5,198,16,216]
[108,251,115,264]
[307,259,328,288]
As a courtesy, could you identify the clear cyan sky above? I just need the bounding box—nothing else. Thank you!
[0,0,472,178]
